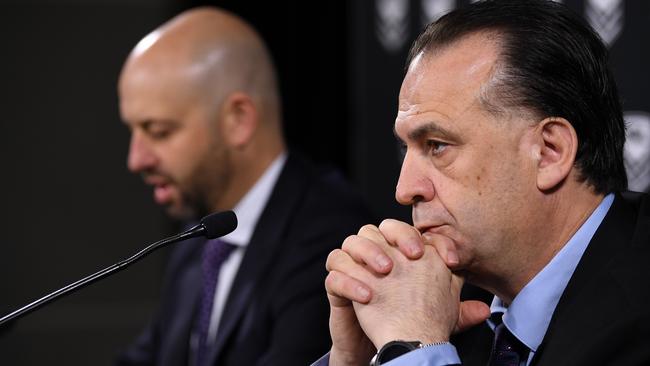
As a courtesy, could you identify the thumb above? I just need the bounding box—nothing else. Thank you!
[454,300,491,333]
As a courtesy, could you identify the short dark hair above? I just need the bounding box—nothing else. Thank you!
[407,0,627,194]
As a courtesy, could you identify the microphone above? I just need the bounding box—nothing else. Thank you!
[0,210,237,327]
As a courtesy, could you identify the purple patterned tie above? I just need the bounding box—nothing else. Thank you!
[194,239,236,366]
[488,314,530,366]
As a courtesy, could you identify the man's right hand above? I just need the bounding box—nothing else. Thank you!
[324,220,490,365]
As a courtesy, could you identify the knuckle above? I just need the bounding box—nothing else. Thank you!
[341,235,358,251]
[358,224,379,236]
[326,271,348,295]
[324,272,337,290]
[378,218,396,230]
[325,249,343,270]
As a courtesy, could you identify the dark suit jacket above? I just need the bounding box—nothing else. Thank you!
[453,191,650,365]
[116,153,373,366]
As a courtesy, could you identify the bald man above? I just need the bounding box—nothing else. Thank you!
[115,7,371,366]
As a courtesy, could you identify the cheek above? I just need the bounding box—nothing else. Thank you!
[461,166,489,197]
[164,135,213,178]
[445,169,505,234]
[442,163,490,200]
[465,162,531,238]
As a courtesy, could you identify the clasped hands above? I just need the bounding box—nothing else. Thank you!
[325,219,490,366]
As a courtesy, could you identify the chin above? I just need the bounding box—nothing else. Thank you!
[165,204,197,222]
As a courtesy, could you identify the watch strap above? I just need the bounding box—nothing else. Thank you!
[369,340,449,366]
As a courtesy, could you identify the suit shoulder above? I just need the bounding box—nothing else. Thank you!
[295,158,373,222]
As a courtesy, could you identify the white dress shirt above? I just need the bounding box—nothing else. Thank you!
[206,152,287,343]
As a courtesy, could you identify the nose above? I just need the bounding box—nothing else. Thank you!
[127,132,157,173]
[395,152,435,205]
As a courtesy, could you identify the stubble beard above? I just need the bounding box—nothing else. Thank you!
[177,144,233,221]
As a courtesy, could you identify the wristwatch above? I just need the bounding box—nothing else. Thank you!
[370,340,446,365]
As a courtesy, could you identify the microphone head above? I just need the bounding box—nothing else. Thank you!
[200,211,238,239]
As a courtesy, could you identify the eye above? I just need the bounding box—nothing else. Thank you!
[426,140,448,156]
[149,128,171,140]
[145,123,175,140]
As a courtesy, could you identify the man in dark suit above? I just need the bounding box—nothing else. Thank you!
[320,1,650,365]
[114,7,371,366]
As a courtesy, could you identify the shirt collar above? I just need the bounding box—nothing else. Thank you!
[489,193,614,352]
[219,152,287,247]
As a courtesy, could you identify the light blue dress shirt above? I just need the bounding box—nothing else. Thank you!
[311,194,614,366]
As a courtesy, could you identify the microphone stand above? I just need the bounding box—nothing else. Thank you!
[0,224,206,327]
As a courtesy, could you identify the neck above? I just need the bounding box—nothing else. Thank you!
[493,183,605,303]
[212,139,285,213]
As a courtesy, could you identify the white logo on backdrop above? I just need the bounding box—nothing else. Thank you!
[376,0,410,53]
[624,111,650,192]
[421,0,455,26]
[585,0,624,46]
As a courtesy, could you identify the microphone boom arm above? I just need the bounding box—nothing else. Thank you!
[0,223,206,327]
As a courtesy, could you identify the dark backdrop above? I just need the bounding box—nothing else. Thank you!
[0,1,647,365]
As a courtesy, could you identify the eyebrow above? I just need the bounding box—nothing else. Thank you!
[125,118,177,129]
[393,121,462,144]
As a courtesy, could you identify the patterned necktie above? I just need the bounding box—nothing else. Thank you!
[194,239,237,366]
[488,314,530,366]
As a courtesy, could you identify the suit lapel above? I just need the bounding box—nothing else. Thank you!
[161,236,204,366]
[207,154,312,364]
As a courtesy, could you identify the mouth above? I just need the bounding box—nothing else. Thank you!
[418,224,460,250]
[416,223,450,235]
[143,175,175,205]
[153,183,175,205]
[143,174,168,186]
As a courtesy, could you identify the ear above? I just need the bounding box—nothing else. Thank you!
[220,92,258,148]
[534,117,578,191]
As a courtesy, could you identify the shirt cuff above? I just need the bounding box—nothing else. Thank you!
[384,343,461,366]
[310,352,330,366]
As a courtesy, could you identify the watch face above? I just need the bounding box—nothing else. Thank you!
[375,341,420,364]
